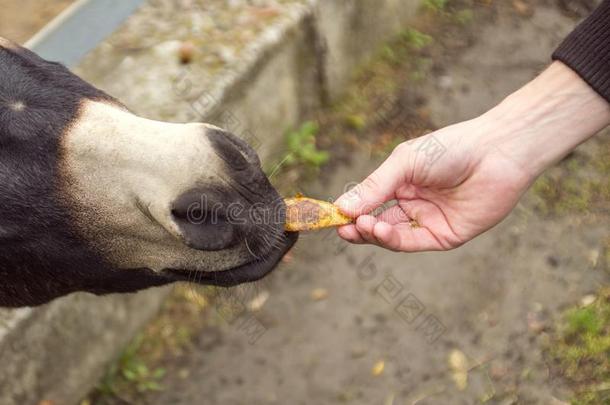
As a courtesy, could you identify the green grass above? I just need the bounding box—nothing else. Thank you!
[343,114,367,131]
[548,288,610,405]
[532,175,595,215]
[541,143,610,405]
[379,28,433,66]
[400,28,434,50]
[96,334,167,399]
[453,9,474,25]
[422,0,449,13]
[280,121,330,170]
[85,285,210,404]
[531,139,610,216]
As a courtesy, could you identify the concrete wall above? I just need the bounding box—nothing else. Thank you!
[0,0,420,403]
[315,0,419,99]
[0,290,168,404]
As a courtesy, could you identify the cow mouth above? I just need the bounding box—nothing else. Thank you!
[163,231,298,287]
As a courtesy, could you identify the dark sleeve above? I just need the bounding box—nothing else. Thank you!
[552,0,610,103]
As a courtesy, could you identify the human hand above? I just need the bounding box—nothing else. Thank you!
[334,120,531,251]
[335,62,610,252]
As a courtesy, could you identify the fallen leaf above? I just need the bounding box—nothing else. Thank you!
[372,360,385,376]
[247,290,270,311]
[284,195,353,232]
[281,250,294,264]
[250,6,280,19]
[183,289,207,309]
[512,0,532,16]
[588,249,599,267]
[580,294,596,307]
[178,41,196,64]
[448,349,468,391]
[527,311,546,334]
[310,288,329,301]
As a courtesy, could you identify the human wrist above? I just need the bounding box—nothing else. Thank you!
[477,61,610,181]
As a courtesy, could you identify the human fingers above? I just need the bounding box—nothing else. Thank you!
[335,146,409,217]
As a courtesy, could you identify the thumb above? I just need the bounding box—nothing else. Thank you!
[335,147,407,217]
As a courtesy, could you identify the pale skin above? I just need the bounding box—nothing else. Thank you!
[335,61,610,252]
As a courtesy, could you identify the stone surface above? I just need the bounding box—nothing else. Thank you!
[315,0,420,99]
[0,289,169,404]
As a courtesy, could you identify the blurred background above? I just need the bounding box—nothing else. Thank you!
[0,0,608,404]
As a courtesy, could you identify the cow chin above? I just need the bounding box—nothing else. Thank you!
[163,231,298,286]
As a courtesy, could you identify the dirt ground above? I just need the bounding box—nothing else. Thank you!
[0,0,74,43]
[117,2,607,405]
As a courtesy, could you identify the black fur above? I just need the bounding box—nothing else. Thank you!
[0,41,177,307]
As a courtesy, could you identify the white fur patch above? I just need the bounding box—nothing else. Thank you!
[8,101,25,112]
[0,37,17,49]
[59,100,250,273]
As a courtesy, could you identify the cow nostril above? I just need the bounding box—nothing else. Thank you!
[171,208,238,251]
[171,190,242,251]
[171,206,227,228]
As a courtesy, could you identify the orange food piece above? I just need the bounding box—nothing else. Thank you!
[284,195,353,232]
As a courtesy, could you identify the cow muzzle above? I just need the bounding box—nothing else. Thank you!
[60,101,296,279]
[167,129,288,255]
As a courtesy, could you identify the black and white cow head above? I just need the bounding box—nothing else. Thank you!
[0,37,297,307]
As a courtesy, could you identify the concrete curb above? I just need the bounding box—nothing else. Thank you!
[26,0,147,67]
[0,290,169,404]
[0,1,420,403]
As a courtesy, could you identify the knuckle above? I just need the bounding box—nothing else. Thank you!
[391,141,410,156]
[361,174,382,193]
[441,235,466,251]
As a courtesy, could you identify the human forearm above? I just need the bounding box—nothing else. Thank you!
[479,61,610,182]
[337,3,610,252]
